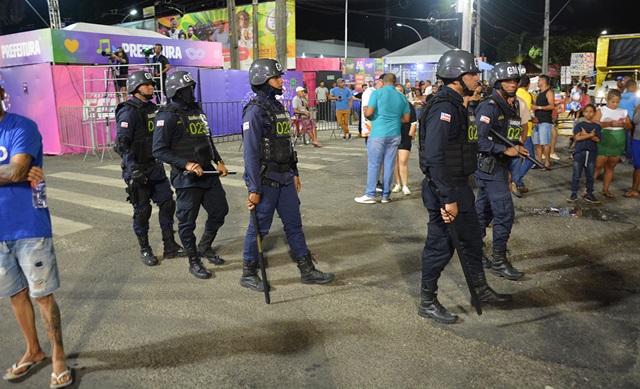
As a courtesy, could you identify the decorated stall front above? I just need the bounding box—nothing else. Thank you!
[0,26,223,154]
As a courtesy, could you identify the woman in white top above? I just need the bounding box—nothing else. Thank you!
[593,89,633,197]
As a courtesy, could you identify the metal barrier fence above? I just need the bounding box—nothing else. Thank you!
[57,97,364,160]
[58,106,116,161]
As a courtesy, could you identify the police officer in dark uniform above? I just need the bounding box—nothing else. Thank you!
[240,58,334,291]
[152,71,229,279]
[115,70,185,266]
[418,50,511,324]
[474,62,528,281]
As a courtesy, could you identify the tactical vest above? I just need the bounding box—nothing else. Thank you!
[483,96,522,145]
[161,104,215,169]
[116,99,158,168]
[418,94,477,178]
[244,99,296,173]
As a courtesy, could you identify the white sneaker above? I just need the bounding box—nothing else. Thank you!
[402,186,411,195]
[381,197,391,203]
[392,184,401,193]
[550,153,560,161]
[355,195,376,204]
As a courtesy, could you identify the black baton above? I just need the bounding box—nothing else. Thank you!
[447,219,482,315]
[488,129,545,169]
[251,209,271,304]
[430,181,482,315]
[182,170,237,176]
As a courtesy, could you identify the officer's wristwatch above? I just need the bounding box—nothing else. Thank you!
[217,160,225,165]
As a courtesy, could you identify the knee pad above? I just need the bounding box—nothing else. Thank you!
[134,202,153,227]
[159,198,176,220]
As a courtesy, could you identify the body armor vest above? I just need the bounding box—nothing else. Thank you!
[419,94,477,178]
[245,99,296,173]
[161,104,215,169]
[484,95,522,145]
[116,99,158,168]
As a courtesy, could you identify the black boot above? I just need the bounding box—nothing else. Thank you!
[187,247,212,279]
[162,230,186,259]
[197,232,225,265]
[137,234,158,266]
[295,251,334,284]
[482,242,491,269]
[418,283,457,324]
[489,246,524,280]
[472,272,512,306]
[240,260,265,292]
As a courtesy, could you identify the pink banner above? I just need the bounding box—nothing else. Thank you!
[295,58,341,71]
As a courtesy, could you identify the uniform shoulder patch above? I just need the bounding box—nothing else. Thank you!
[121,122,129,128]
[156,120,165,127]
[243,122,250,131]
[440,112,451,122]
[479,115,491,124]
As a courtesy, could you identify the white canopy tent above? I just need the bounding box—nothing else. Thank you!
[63,22,169,39]
[383,37,457,65]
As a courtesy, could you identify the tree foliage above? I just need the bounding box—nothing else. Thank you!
[0,0,26,33]
[496,30,597,67]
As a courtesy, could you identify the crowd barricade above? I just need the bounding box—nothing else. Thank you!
[58,105,116,161]
[200,101,244,143]
[304,97,361,136]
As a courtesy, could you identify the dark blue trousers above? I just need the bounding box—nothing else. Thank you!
[475,176,514,249]
[243,182,308,262]
[175,180,228,250]
[131,177,174,236]
[421,178,484,287]
[571,150,596,194]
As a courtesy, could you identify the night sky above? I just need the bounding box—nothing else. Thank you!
[2,0,637,62]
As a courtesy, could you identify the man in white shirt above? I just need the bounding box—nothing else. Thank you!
[315,81,329,121]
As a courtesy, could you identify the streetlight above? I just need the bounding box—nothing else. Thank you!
[121,9,137,23]
[396,23,422,42]
[601,30,608,35]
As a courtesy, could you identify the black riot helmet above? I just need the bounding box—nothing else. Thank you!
[126,71,155,94]
[490,62,523,97]
[436,49,481,80]
[249,58,285,86]
[436,49,480,96]
[166,71,197,99]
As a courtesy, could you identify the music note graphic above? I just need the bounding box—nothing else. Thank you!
[96,39,111,54]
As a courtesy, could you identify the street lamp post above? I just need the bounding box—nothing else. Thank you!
[542,0,572,74]
[396,23,422,42]
[121,9,137,24]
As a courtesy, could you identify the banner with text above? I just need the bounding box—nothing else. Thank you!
[0,29,54,68]
[50,30,223,67]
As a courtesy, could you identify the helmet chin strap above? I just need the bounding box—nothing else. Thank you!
[457,76,474,96]
[497,81,516,98]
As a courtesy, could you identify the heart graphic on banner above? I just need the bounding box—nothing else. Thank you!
[64,39,79,53]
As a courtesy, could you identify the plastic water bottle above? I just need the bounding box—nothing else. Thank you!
[32,181,48,209]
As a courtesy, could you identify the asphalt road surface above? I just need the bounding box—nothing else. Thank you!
[1,135,639,389]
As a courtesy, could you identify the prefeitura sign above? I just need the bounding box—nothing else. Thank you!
[570,52,595,76]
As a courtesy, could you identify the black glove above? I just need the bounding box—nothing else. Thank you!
[131,170,147,184]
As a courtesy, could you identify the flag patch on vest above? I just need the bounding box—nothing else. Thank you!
[121,122,129,128]
[479,115,490,124]
[156,120,164,127]
[243,122,250,131]
[440,112,451,122]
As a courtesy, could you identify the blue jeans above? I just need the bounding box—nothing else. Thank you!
[509,157,522,185]
[571,150,596,194]
[0,237,60,298]
[516,137,535,187]
[366,136,401,198]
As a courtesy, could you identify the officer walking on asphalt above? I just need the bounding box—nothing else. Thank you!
[115,70,185,266]
[418,50,511,324]
[474,62,527,280]
[152,71,229,279]
[240,58,334,292]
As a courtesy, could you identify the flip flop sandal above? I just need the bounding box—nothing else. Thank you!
[50,368,73,389]
[601,192,615,198]
[3,359,45,381]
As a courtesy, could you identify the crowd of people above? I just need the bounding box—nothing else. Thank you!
[2,51,638,388]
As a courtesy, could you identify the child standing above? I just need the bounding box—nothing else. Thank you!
[568,104,602,203]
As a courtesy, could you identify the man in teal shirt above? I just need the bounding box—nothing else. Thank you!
[329,78,354,139]
[355,73,410,203]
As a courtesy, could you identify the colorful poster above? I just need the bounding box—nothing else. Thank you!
[50,30,222,67]
[156,0,296,70]
[0,29,53,68]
